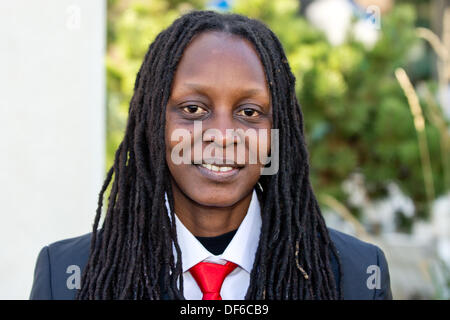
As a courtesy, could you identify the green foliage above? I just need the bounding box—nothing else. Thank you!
[105,0,448,224]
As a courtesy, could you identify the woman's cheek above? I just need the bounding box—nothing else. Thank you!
[166,124,195,166]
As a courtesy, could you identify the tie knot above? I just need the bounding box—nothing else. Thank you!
[189,261,238,300]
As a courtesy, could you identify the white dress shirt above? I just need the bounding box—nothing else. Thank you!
[165,189,262,300]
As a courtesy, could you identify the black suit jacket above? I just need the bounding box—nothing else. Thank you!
[29,228,392,299]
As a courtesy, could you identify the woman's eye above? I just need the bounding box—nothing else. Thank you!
[238,108,260,117]
[182,105,207,115]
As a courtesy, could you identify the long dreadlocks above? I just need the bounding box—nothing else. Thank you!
[76,9,342,300]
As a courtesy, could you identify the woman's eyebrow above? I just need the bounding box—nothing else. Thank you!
[183,82,267,97]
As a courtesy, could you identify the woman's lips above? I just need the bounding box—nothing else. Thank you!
[194,163,242,181]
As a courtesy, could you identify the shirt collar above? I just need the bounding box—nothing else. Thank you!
[165,189,262,273]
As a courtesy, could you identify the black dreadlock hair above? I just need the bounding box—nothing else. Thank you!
[76,9,343,300]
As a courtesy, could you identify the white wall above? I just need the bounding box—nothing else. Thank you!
[0,0,106,299]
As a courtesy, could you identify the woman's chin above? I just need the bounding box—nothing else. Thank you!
[186,191,242,208]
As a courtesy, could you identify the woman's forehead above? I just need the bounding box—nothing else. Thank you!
[171,31,269,94]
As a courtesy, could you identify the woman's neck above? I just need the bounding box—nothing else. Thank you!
[170,182,253,237]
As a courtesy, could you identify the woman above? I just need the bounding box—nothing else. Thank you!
[30,10,392,300]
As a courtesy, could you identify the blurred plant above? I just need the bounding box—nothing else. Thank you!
[395,67,434,209]
[416,26,450,192]
[429,257,450,299]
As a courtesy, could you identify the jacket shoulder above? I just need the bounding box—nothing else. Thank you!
[30,232,94,300]
[328,227,378,258]
[327,228,393,300]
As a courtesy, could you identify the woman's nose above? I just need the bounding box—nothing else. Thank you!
[202,109,242,147]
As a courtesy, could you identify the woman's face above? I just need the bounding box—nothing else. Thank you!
[165,31,272,207]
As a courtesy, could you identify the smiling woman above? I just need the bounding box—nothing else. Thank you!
[165,31,272,236]
[29,9,392,300]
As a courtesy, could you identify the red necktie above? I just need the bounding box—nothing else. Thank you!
[189,261,238,300]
